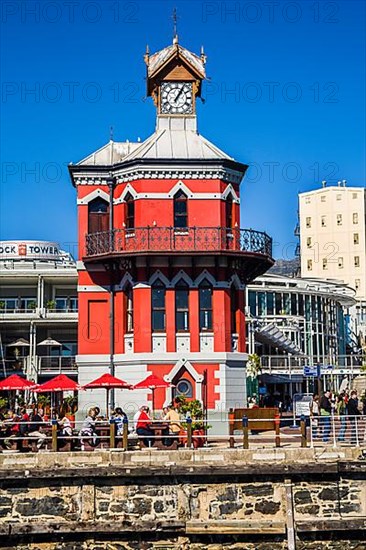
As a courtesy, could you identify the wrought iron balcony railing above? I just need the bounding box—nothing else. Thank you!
[85,227,272,258]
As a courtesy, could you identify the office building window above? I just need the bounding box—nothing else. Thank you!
[306,217,311,228]
[354,233,359,245]
[336,194,342,201]
[125,193,135,230]
[307,259,313,270]
[355,279,360,290]
[321,216,326,227]
[321,195,326,202]
[323,258,327,270]
[305,197,311,204]
[352,193,358,199]
[354,256,360,267]
[338,257,343,268]
[336,214,342,226]
[306,237,312,248]
[353,213,358,224]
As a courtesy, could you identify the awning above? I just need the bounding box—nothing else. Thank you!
[255,323,302,354]
[259,373,304,384]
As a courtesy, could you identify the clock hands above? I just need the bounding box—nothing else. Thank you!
[174,85,185,104]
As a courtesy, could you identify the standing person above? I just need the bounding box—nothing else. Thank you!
[136,406,154,447]
[310,394,320,440]
[348,390,361,445]
[336,392,347,442]
[319,390,332,443]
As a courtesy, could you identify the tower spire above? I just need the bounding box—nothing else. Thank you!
[172,8,179,44]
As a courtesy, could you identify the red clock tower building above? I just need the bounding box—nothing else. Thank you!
[69,38,273,421]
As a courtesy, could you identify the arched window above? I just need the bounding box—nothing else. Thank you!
[125,284,133,333]
[199,280,213,331]
[175,279,189,332]
[125,193,135,230]
[174,190,188,229]
[152,280,166,331]
[226,195,233,229]
[88,197,109,234]
[174,378,193,398]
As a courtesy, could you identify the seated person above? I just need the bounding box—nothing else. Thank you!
[79,407,99,450]
[57,412,73,448]
[28,409,47,450]
[111,407,128,436]
[163,404,181,446]
[136,406,154,447]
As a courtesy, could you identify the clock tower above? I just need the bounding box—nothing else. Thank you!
[69,36,274,429]
[144,36,206,130]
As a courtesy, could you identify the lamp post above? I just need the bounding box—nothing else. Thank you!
[107,174,116,411]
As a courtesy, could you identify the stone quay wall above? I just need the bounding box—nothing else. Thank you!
[0,447,365,549]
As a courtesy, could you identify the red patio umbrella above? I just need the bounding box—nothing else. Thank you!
[32,374,81,412]
[32,374,80,393]
[132,374,171,414]
[0,374,34,391]
[0,374,35,410]
[83,373,131,416]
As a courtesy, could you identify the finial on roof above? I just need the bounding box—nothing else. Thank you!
[144,44,150,65]
[172,7,179,44]
[201,45,207,64]
[110,126,114,141]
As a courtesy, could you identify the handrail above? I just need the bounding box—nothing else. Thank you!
[85,226,273,257]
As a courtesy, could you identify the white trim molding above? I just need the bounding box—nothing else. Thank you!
[77,188,110,205]
[164,359,204,405]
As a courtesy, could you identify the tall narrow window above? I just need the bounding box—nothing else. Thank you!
[88,197,109,233]
[174,190,188,229]
[175,280,189,331]
[199,280,213,331]
[152,280,166,331]
[353,233,359,245]
[231,285,238,333]
[125,284,133,332]
[125,193,135,230]
[306,217,311,228]
[226,195,233,229]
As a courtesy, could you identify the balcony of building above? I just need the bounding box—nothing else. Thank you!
[259,354,364,376]
[84,226,273,282]
[0,355,78,380]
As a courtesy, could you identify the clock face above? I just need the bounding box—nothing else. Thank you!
[160,82,193,115]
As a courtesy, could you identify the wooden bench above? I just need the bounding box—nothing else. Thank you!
[229,407,280,448]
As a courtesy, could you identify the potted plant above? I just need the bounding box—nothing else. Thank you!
[61,395,78,423]
[46,300,56,310]
[0,301,5,311]
[175,396,206,448]
[28,301,37,311]
[37,394,50,414]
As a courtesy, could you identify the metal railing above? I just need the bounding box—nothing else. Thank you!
[0,415,364,452]
[85,227,273,257]
[38,356,77,373]
[260,354,364,372]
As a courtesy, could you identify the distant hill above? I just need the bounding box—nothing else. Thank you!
[268,258,300,277]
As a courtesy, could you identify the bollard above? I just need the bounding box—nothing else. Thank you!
[300,414,307,448]
[122,416,129,451]
[275,414,280,448]
[186,416,192,448]
[51,419,58,452]
[229,408,235,448]
[109,419,116,449]
[242,415,249,449]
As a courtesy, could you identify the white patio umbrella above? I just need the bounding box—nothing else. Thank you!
[7,338,30,347]
[37,337,62,347]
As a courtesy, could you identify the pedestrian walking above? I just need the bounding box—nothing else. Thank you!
[319,390,332,443]
[347,390,361,445]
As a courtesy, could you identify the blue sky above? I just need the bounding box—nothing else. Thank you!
[1,0,365,259]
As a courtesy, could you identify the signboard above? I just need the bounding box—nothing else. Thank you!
[0,241,61,261]
[293,393,312,417]
[303,365,318,377]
